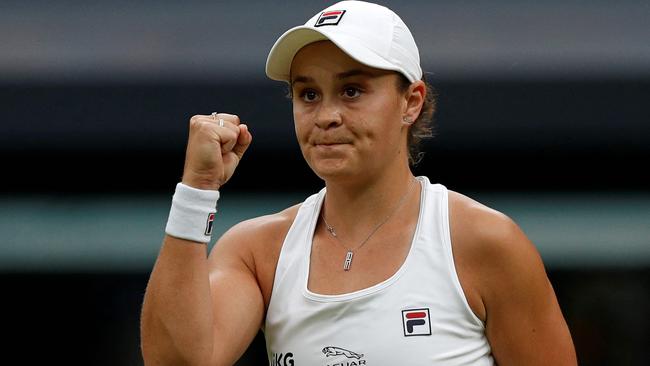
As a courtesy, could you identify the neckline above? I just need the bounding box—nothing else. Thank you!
[302,176,428,302]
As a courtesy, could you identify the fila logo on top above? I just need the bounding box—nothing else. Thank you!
[402,308,432,337]
[315,10,346,27]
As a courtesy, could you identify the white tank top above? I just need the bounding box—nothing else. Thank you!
[264,177,494,365]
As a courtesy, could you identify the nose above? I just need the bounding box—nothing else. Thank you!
[314,98,342,129]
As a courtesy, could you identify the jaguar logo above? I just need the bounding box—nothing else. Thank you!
[322,346,364,359]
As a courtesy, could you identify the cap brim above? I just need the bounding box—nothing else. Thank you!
[265,26,399,82]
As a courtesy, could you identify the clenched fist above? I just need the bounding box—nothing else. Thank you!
[181,113,252,190]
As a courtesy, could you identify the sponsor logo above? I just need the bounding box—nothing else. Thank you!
[323,346,366,366]
[204,212,215,235]
[315,10,346,27]
[270,352,294,366]
[402,308,432,336]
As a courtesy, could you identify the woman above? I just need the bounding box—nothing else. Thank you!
[141,1,577,365]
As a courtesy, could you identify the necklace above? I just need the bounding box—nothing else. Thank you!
[320,178,416,271]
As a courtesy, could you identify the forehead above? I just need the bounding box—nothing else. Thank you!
[290,41,391,82]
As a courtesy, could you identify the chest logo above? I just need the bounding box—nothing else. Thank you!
[402,308,432,336]
[270,352,294,366]
[323,346,363,359]
[323,346,366,366]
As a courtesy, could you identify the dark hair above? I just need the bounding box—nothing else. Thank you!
[396,73,437,166]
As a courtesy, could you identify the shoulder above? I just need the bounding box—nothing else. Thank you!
[447,190,536,259]
[207,202,303,306]
[209,202,302,267]
[447,190,528,249]
[447,190,547,318]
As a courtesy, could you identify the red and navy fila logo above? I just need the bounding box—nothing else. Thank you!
[402,308,432,336]
[315,10,346,27]
[204,212,215,236]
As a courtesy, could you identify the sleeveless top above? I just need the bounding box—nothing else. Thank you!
[264,176,494,365]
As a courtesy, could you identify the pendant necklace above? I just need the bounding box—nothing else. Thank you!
[320,179,416,271]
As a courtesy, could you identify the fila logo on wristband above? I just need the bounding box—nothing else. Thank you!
[205,212,216,235]
[402,308,432,336]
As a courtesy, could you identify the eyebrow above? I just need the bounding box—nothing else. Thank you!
[291,69,380,86]
[291,75,313,86]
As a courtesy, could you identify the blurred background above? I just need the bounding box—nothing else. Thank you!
[1,0,649,364]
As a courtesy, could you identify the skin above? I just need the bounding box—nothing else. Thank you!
[140,41,577,365]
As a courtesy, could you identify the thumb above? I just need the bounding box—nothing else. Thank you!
[232,124,252,160]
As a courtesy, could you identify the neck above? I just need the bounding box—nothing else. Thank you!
[321,166,417,242]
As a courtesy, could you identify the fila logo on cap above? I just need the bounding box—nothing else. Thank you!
[402,308,432,337]
[204,212,215,236]
[314,10,346,27]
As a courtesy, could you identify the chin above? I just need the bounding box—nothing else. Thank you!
[316,163,373,185]
[302,146,362,181]
[309,158,353,180]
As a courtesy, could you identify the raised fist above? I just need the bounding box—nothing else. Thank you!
[181,113,252,190]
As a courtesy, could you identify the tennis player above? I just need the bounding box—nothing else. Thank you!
[141,1,577,365]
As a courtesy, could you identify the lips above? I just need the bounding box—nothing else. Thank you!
[312,138,351,146]
[316,141,347,146]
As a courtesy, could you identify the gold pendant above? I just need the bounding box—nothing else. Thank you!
[343,251,353,271]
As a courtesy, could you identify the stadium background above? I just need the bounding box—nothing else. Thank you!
[1,0,648,364]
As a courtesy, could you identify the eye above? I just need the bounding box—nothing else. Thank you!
[299,89,320,102]
[343,86,362,99]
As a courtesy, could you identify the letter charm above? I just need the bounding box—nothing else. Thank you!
[344,251,353,271]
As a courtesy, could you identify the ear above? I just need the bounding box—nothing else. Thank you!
[402,80,425,125]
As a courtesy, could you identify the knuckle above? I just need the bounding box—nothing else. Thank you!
[225,128,238,140]
[191,121,206,132]
[191,120,216,136]
[220,113,240,124]
[189,114,202,124]
[189,115,206,129]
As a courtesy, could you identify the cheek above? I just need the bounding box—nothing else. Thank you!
[293,105,309,140]
[365,90,402,121]
[358,98,401,138]
[354,118,377,142]
[294,116,317,161]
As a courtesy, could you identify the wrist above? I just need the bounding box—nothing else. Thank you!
[181,179,221,191]
[165,183,220,243]
[182,171,222,191]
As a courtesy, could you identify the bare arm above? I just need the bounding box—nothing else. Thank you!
[450,193,577,365]
[140,113,258,365]
[479,214,576,365]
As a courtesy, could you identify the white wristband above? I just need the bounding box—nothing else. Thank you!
[165,182,220,243]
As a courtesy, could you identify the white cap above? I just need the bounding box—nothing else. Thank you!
[266,1,422,83]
